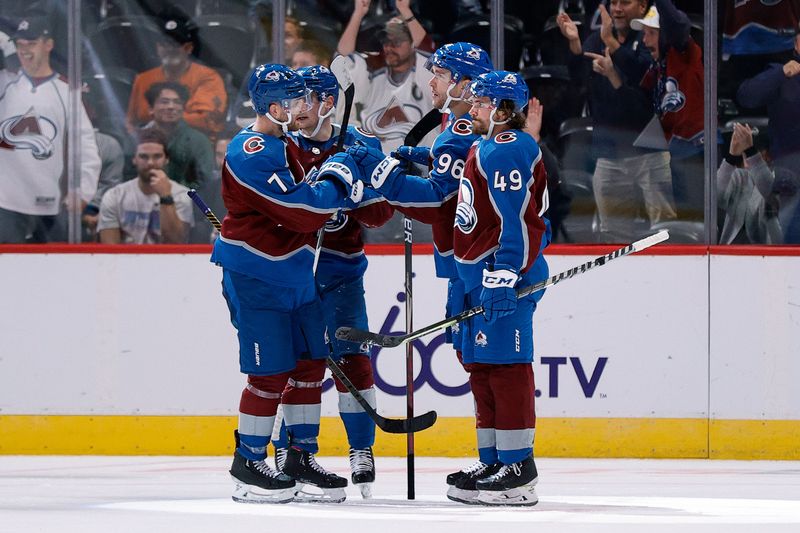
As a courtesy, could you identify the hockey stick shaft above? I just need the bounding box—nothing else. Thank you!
[336,230,670,348]
[399,107,442,499]
[186,189,436,434]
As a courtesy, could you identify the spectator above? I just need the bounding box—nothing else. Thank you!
[524,97,573,242]
[337,0,435,153]
[97,128,194,244]
[0,16,100,243]
[737,26,800,178]
[142,81,214,192]
[126,8,227,140]
[291,39,332,69]
[557,1,675,242]
[628,0,704,220]
[82,131,125,240]
[717,122,781,244]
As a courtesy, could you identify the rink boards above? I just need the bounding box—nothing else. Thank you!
[0,245,798,459]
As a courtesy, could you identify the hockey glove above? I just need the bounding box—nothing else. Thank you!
[346,143,387,180]
[391,145,431,166]
[479,264,519,324]
[317,152,364,203]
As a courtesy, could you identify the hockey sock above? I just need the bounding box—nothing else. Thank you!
[334,355,377,449]
[238,373,290,460]
[492,363,536,465]
[282,359,326,453]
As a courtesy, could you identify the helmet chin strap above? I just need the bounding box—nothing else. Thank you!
[266,110,292,134]
[300,103,335,139]
[438,79,468,113]
[485,107,509,139]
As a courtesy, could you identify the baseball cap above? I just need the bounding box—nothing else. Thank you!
[157,8,197,45]
[377,17,412,44]
[630,6,660,31]
[13,17,51,40]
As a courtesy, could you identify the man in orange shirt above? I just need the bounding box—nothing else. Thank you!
[126,8,226,140]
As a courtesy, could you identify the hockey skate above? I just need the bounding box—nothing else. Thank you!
[274,446,288,472]
[349,447,376,499]
[445,460,502,504]
[230,432,296,504]
[283,446,348,503]
[475,456,539,506]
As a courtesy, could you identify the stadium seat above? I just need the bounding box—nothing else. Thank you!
[194,15,257,89]
[522,65,585,142]
[82,66,137,139]
[539,14,590,66]
[557,116,595,173]
[96,0,199,19]
[196,0,250,16]
[559,168,599,243]
[87,15,163,73]
[447,14,526,70]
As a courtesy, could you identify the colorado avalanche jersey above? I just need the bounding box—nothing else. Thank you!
[723,0,800,55]
[376,112,478,280]
[286,124,393,284]
[210,126,346,287]
[454,130,551,292]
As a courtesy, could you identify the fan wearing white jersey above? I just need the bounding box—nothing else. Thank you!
[0,17,100,243]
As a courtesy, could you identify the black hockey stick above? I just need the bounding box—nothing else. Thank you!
[329,55,356,152]
[187,189,436,434]
[336,230,670,348]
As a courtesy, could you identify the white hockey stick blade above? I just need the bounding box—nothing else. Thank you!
[632,229,669,252]
[329,55,353,91]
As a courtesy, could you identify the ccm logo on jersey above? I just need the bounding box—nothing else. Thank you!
[451,118,472,136]
[495,131,517,144]
[243,136,265,154]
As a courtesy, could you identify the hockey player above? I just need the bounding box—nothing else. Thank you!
[271,65,394,499]
[344,42,494,503]
[211,64,364,504]
[349,70,549,505]
[452,70,550,506]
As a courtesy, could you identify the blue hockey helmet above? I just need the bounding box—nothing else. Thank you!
[425,42,493,82]
[469,70,529,112]
[248,63,308,115]
[296,65,339,106]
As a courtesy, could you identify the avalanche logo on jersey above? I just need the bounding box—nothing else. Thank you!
[455,178,478,234]
[495,131,517,144]
[661,77,686,114]
[243,136,265,154]
[475,330,488,347]
[0,107,56,160]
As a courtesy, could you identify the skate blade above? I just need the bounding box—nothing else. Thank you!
[476,484,538,507]
[293,484,347,504]
[445,486,480,505]
[231,478,295,504]
[356,481,373,499]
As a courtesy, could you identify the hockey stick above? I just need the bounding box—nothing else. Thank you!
[397,107,443,499]
[336,230,670,348]
[187,189,436,434]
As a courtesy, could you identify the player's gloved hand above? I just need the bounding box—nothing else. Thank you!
[479,264,519,324]
[391,145,431,166]
[346,143,387,180]
[317,152,364,203]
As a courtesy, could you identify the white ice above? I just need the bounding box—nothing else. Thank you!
[1,456,800,533]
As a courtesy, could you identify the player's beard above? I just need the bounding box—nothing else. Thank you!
[471,118,488,135]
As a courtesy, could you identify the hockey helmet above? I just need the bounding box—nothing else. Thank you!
[296,65,339,106]
[248,64,310,116]
[425,42,493,82]
[469,70,529,113]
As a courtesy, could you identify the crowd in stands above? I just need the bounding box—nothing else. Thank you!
[0,0,798,245]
